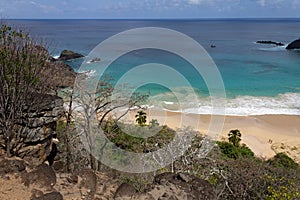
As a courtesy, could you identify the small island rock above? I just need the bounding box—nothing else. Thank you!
[256,40,285,46]
[286,39,300,50]
[58,50,84,61]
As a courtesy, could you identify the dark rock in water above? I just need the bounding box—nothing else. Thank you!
[58,50,84,61]
[90,57,101,63]
[286,39,300,50]
[256,40,285,46]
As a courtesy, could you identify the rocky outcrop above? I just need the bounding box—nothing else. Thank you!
[286,39,300,50]
[152,172,215,200]
[0,159,216,200]
[58,50,84,61]
[114,172,215,200]
[44,61,77,89]
[0,95,63,166]
[256,40,285,46]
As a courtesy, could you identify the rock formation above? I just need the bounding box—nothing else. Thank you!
[0,95,64,166]
[286,39,300,50]
[256,40,285,46]
[58,50,84,61]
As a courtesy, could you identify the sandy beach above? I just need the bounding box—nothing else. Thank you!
[123,108,300,162]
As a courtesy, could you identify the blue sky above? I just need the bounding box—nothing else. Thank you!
[0,0,299,19]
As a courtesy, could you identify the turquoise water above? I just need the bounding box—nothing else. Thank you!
[7,19,300,115]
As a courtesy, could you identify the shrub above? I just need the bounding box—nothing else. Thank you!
[217,141,254,159]
[268,152,299,170]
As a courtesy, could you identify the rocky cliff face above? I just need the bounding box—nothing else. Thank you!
[0,95,64,166]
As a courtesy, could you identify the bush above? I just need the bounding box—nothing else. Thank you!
[268,152,299,170]
[217,141,254,159]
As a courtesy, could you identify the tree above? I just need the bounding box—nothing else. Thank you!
[135,110,147,126]
[72,76,148,170]
[0,23,50,157]
[149,119,159,128]
[228,129,241,147]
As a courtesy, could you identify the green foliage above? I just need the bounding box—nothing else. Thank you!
[217,141,254,159]
[268,152,299,170]
[264,174,300,200]
[135,110,147,126]
[149,119,159,128]
[228,129,242,147]
[0,23,49,156]
[122,176,149,192]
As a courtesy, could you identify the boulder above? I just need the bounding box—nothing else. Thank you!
[152,172,215,200]
[21,163,57,190]
[76,168,97,199]
[58,50,84,61]
[114,182,136,199]
[0,158,26,176]
[286,39,300,50]
[31,191,63,200]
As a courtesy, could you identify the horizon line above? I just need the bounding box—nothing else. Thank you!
[5,17,300,21]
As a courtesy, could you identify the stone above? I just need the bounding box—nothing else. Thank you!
[0,158,26,176]
[76,168,97,200]
[31,191,63,200]
[152,172,215,200]
[114,182,136,199]
[22,163,56,190]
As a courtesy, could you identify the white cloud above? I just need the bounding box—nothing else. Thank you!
[292,0,300,8]
[257,0,265,6]
[188,0,204,5]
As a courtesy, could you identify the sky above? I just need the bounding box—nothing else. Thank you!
[0,0,299,19]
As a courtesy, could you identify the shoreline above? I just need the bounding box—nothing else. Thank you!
[123,109,300,162]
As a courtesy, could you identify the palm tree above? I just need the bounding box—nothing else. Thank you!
[135,110,147,126]
[228,129,242,147]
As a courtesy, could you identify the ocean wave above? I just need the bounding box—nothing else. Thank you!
[52,55,60,59]
[149,92,300,116]
[257,45,287,52]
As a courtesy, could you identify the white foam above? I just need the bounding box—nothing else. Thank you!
[257,45,287,51]
[52,55,60,59]
[163,101,174,105]
[151,93,300,116]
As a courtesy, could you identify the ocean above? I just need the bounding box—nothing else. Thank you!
[7,19,300,116]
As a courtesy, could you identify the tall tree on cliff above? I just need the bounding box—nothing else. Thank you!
[0,23,50,157]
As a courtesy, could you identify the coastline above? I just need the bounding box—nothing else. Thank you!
[124,109,300,162]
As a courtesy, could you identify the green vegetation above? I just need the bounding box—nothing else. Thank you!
[0,24,299,199]
[228,129,241,147]
[135,110,147,126]
[217,129,254,159]
[0,23,50,157]
[268,152,299,170]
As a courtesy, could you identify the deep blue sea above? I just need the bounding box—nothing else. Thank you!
[7,19,300,116]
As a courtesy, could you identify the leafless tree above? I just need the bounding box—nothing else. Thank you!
[62,74,148,170]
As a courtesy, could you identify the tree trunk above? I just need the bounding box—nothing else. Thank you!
[90,153,97,170]
[6,136,11,157]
